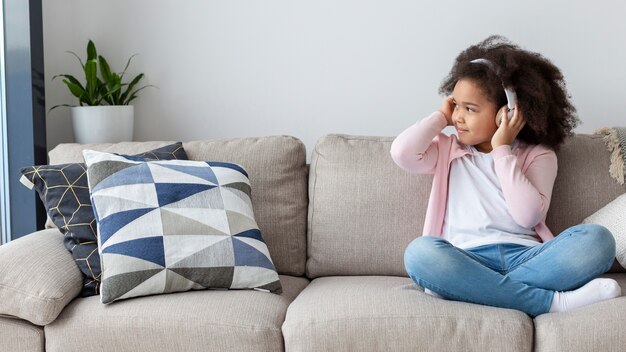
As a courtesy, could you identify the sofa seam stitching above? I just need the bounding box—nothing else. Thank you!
[283,315,533,328]
[0,283,72,303]
[49,316,284,332]
[307,142,320,277]
[0,315,46,334]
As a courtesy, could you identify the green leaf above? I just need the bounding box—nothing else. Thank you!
[106,83,122,95]
[103,84,123,104]
[120,73,144,103]
[87,40,97,61]
[106,73,123,104]
[108,72,121,88]
[84,59,98,97]
[101,95,113,105]
[80,95,91,106]
[120,54,138,78]
[123,84,156,105]
[53,74,86,91]
[48,104,75,113]
[66,51,84,69]
[63,79,86,99]
[99,55,111,82]
[125,93,139,105]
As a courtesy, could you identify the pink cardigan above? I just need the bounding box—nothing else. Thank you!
[390,111,558,243]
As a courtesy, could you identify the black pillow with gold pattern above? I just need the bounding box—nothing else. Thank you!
[19,143,188,296]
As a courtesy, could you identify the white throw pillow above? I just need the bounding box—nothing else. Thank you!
[583,193,626,268]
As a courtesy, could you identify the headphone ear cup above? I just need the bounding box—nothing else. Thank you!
[495,106,507,127]
[507,107,515,119]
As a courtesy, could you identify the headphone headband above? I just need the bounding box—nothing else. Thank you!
[470,58,517,114]
[470,58,502,77]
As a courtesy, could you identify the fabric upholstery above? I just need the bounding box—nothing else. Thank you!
[83,150,282,303]
[306,134,626,278]
[48,136,308,276]
[282,276,533,352]
[583,193,626,268]
[21,143,188,296]
[548,134,626,234]
[551,134,626,273]
[534,273,626,352]
[0,316,44,352]
[48,141,186,164]
[0,229,82,326]
[307,134,432,278]
[15,133,620,352]
[44,275,308,352]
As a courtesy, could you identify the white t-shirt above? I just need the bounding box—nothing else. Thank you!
[442,144,541,249]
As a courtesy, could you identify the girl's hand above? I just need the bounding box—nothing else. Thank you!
[438,96,455,126]
[491,104,526,149]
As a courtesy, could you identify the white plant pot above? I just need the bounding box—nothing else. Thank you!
[71,105,134,144]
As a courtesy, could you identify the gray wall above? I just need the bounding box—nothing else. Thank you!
[43,0,626,154]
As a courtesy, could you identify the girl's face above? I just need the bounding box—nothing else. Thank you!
[451,79,499,153]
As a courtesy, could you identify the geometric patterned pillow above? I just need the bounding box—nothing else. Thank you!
[83,150,282,304]
[19,143,188,297]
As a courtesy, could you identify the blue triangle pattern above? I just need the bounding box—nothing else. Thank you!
[156,163,219,185]
[233,229,265,242]
[207,162,248,178]
[155,183,217,207]
[92,163,153,192]
[102,236,166,267]
[232,238,275,271]
[98,207,157,245]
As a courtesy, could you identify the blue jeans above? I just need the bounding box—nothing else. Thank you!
[404,224,615,317]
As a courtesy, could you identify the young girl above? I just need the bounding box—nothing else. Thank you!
[390,36,621,317]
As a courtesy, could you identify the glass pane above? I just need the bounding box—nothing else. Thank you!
[1,0,47,242]
[0,0,11,244]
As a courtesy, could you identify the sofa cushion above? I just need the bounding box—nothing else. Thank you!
[49,136,308,276]
[307,134,626,277]
[44,275,308,352]
[583,193,626,268]
[83,150,282,303]
[0,316,44,352]
[548,134,626,234]
[0,229,82,326]
[551,134,626,273]
[307,134,432,277]
[534,273,626,352]
[282,276,533,352]
[20,142,188,296]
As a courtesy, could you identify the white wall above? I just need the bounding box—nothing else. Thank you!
[43,0,626,154]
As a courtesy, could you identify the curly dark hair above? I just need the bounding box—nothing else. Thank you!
[439,35,579,150]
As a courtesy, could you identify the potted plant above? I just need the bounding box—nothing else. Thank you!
[50,40,153,143]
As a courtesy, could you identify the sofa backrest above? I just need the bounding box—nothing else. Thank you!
[306,133,626,278]
[306,134,431,278]
[48,136,309,276]
[548,134,626,234]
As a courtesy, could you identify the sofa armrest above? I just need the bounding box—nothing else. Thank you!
[0,229,82,325]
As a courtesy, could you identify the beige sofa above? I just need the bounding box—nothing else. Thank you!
[1,133,625,352]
